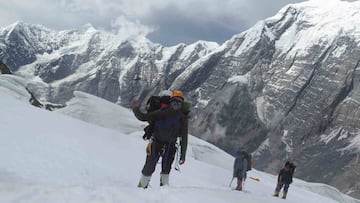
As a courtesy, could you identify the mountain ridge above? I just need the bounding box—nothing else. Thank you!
[0,77,359,202]
[1,0,360,198]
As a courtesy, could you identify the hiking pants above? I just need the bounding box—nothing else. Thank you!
[275,182,290,193]
[142,140,176,176]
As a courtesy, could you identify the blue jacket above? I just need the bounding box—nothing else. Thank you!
[132,106,188,160]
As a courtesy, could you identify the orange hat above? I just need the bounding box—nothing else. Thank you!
[170,90,184,101]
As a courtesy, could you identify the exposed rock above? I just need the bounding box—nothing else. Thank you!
[0,60,12,74]
[1,1,360,198]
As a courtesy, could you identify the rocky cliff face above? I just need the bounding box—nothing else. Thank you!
[172,1,360,197]
[1,0,360,198]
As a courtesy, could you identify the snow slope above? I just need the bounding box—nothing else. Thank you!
[0,75,359,203]
[0,74,31,102]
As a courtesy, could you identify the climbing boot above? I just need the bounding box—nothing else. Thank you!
[160,174,169,186]
[138,174,151,189]
[235,180,243,191]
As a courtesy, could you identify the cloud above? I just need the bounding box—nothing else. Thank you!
[59,0,121,17]
[110,16,156,40]
[132,0,306,45]
[144,4,249,45]
[1,0,343,46]
[0,0,85,30]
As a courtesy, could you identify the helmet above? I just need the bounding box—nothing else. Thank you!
[170,90,184,101]
[159,90,172,97]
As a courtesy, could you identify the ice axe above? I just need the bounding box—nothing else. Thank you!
[249,176,260,182]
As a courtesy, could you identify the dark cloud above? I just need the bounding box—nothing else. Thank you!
[142,0,305,46]
[144,5,249,46]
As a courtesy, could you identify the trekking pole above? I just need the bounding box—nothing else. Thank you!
[229,177,235,187]
[242,176,246,190]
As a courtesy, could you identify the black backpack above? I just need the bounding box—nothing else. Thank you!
[146,96,160,112]
[243,152,252,171]
[142,95,170,140]
[286,162,296,183]
[289,162,296,176]
[145,95,171,112]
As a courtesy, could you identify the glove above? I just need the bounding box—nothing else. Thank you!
[179,159,185,165]
[131,100,139,108]
[146,143,152,156]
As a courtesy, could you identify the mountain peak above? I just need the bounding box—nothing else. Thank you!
[1,1,360,198]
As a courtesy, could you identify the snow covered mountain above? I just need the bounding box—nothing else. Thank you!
[0,75,359,203]
[1,0,360,198]
[0,21,218,104]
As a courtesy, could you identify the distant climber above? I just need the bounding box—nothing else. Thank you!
[233,149,252,191]
[273,161,296,199]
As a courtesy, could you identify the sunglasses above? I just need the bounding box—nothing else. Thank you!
[171,100,183,106]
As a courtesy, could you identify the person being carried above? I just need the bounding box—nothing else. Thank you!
[131,90,188,188]
[273,161,296,199]
[233,149,251,191]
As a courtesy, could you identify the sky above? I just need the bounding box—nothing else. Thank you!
[0,74,359,203]
[0,0,310,46]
